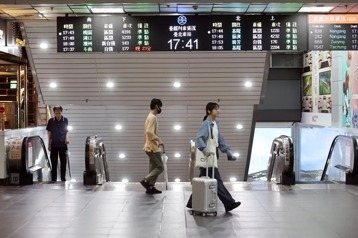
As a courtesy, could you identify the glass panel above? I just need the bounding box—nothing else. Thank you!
[293,123,358,182]
[249,126,291,180]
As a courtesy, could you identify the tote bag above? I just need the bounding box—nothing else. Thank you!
[195,123,218,168]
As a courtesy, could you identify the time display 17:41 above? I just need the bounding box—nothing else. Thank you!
[167,39,199,50]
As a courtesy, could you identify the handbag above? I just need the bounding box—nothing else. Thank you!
[195,123,218,168]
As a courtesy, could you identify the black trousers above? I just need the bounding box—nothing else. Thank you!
[187,167,235,208]
[50,147,67,181]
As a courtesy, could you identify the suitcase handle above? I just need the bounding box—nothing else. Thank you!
[205,154,215,178]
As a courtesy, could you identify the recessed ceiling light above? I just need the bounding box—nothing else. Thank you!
[67,126,73,131]
[174,124,181,131]
[106,81,114,88]
[299,6,334,12]
[230,177,237,182]
[90,7,124,13]
[175,178,181,183]
[49,82,57,88]
[233,152,240,158]
[244,81,253,88]
[119,153,126,159]
[122,178,129,183]
[173,81,181,88]
[115,124,122,130]
[236,124,243,130]
[174,153,181,158]
[39,42,48,49]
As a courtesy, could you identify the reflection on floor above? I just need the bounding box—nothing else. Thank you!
[0,182,358,238]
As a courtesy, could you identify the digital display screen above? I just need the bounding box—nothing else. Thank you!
[57,14,307,52]
[308,14,358,50]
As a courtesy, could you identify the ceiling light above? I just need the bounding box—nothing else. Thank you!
[244,81,253,88]
[174,153,181,158]
[173,81,181,88]
[39,42,48,49]
[119,153,126,159]
[233,152,240,158]
[174,124,181,131]
[67,126,73,131]
[230,177,237,182]
[236,124,243,130]
[90,7,124,13]
[106,81,114,88]
[49,82,57,88]
[299,6,334,13]
[122,178,129,183]
[115,124,122,130]
[175,178,181,183]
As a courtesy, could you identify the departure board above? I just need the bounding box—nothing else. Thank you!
[308,14,358,50]
[57,15,307,52]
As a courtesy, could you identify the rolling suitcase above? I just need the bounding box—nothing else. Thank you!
[191,158,218,216]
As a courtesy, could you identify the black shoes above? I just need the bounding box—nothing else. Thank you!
[225,201,241,213]
[140,179,150,190]
[146,187,162,194]
[141,179,162,194]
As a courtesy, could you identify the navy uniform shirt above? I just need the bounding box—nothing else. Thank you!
[46,116,68,148]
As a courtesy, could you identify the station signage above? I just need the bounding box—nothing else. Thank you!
[57,14,307,52]
[308,14,358,50]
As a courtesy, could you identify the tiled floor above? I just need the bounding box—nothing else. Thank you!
[0,182,358,238]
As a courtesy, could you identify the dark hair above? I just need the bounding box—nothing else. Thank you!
[150,98,162,110]
[53,105,63,112]
[203,102,219,121]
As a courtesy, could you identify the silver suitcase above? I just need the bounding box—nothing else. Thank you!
[191,165,218,216]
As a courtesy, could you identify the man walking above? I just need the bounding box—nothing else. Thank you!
[140,98,164,194]
[46,106,69,182]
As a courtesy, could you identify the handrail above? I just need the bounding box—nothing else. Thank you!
[84,136,110,185]
[22,136,51,172]
[321,135,358,181]
[267,135,293,183]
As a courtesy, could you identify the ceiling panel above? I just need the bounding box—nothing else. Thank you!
[123,3,159,13]
[70,8,91,14]
[177,4,212,13]
[265,3,303,13]
[34,6,72,14]
[246,4,267,13]
[159,4,177,13]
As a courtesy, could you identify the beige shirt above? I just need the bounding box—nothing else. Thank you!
[143,112,161,152]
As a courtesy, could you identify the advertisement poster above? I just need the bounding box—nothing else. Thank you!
[317,51,332,113]
[301,51,332,126]
[302,52,313,112]
[350,52,358,128]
